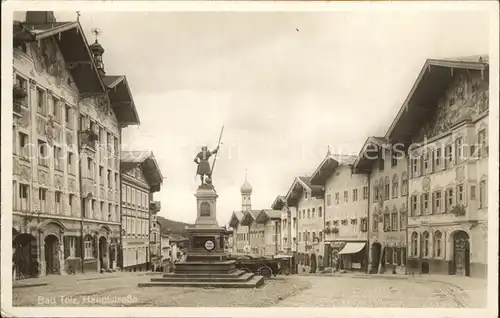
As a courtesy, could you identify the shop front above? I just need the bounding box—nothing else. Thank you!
[337,241,367,271]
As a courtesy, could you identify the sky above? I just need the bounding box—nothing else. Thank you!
[15,9,490,225]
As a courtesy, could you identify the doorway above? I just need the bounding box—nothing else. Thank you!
[99,236,108,272]
[13,233,38,279]
[453,231,470,277]
[44,235,59,275]
[371,242,382,274]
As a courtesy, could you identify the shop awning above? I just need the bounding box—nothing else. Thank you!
[338,242,366,255]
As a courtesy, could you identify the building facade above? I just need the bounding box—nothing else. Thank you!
[311,154,370,272]
[120,151,162,271]
[149,207,162,269]
[354,137,409,274]
[285,177,325,270]
[229,211,247,254]
[12,11,138,278]
[385,57,489,278]
[271,195,298,254]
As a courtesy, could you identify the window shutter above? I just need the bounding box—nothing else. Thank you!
[64,236,70,259]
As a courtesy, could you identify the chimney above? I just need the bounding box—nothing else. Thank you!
[25,11,56,24]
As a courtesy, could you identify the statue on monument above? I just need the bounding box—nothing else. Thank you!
[194,126,224,186]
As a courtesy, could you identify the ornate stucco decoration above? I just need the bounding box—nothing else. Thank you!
[68,178,77,192]
[422,176,431,192]
[455,166,465,182]
[99,186,105,198]
[38,170,49,186]
[13,158,20,175]
[66,131,74,146]
[19,164,31,181]
[54,175,64,190]
[45,116,55,145]
[17,108,31,128]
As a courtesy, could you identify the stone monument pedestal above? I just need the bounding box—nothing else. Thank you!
[139,184,264,288]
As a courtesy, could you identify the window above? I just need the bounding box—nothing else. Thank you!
[326,194,331,206]
[68,152,74,174]
[53,146,62,171]
[470,185,476,200]
[423,152,430,174]
[478,129,487,158]
[318,206,322,218]
[445,188,454,212]
[456,184,464,205]
[391,152,398,167]
[86,158,94,179]
[37,87,46,115]
[432,191,442,214]
[399,210,406,231]
[422,231,430,258]
[411,232,418,257]
[55,191,62,215]
[391,210,398,231]
[14,75,28,105]
[19,183,29,211]
[302,210,305,219]
[363,186,368,200]
[304,191,308,199]
[91,199,96,219]
[319,231,323,241]
[52,97,60,122]
[307,209,310,219]
[65,105,72,126]
[99,166,104,183]
[479,180,487,208]
[384,178,390,200]
[455,138,463,164]
[115,173,119,188]
[69,194,74,213]
[68,237,76,258]
[100,201,105,220]
[373,183,379,202]
[298,232,301,242]
[84,236,93,259]
[410,195,417,216]
[107,170,112,188]
[108,203,113,220]
[434,148,442,170]
[378,158,384,171]
[372,217,378,232]
[39,188,47,213]
[343,190,348,203]
[411,158,418,177]
[421,193,429,215]
[445,144,453,168]
[392,174,399,198]
[335,192,340,204]
[434,231,442,258]
[352,189,358,202]
[38,140,48,166]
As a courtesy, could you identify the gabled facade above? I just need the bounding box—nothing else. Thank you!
[286,176,325,269]
[385,56,489,278]
[311,154,369,271]
[228,210,247,254]
[255,210,282,256]
[354,137,409,274]
[271,195,297,254]
[12,11,139,278]
[120,151,163,271]
[240,210,264,255]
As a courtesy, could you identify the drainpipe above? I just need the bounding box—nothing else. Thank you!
[77,100,85,274]
[366,172,371,274]
[404,148,409,275]
[322,191,326,267]
[118,127,123,270]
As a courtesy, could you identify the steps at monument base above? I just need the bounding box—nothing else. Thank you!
[174,261,236,273]
[163,269,245,279]
[151,272,255,283]
[138,275,265,288]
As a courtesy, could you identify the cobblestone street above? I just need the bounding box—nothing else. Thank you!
[12,272,486,308]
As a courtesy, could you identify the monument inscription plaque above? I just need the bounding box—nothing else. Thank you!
[200,201,211,217]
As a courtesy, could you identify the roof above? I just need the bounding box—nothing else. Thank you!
[271,195,286,210]
[228,211,244,227]
[285,176,324,207]
[121,151,163,192]
[255,209,282,223]
[104,75,140,127]
[240,210,261,226]
[14,20,106,95]
[352,136,388,173]
[310,153,358,185]
[385,56,489,145]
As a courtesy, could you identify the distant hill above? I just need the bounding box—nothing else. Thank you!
[156,215,191,236]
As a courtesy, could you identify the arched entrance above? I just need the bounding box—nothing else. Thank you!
[310,253,317,273]
[99,236,109,272]
[453,231,470,277]
[13,233,38,279]
[371,242,382,274]
[44,235,60,275]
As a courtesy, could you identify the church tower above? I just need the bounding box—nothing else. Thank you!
[240,170,252,211]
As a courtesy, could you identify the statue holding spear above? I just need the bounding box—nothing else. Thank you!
[194,126,224,186]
